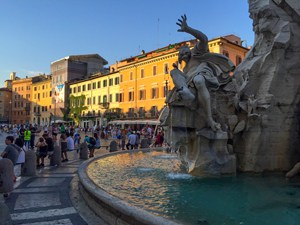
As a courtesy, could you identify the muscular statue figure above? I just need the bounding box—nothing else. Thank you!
[170,15,234,131]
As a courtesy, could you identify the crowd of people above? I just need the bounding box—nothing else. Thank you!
[0,122,165,197]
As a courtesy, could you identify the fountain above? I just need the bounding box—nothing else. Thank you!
[78,1,300,224]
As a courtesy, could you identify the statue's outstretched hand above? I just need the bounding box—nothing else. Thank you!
[176,14,188,32]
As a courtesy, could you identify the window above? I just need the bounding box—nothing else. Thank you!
[34,87,37,91]
[223,50,229,58]
[153,66,157,75]
[82,85,86,91]
[109,78,113,86]
[93,97,96,104]
[103,95,107,103]
[115,93,119,102]
[97,81,101,88]
[119,93,123,102]
[151,87,159,99]
[42,85,45,90]
[164,63,169,74]
[50,91,52,97]
[114,77,119,85]
[87,84,91,90]
[103,80,107,87]
[236,55,242,65]
[138,107,145,117]
[98,96,101,104]
[73,87,76,93]
[87,97,91,105]
[129,91,134,101]
[78,86,81,92]
[109,94,112,102]
[120,74,123,82]
[140,69,144,78]
[92,82,96,89]
[139,90,146,100]
[130,72,133,80]
[150,106,158,117]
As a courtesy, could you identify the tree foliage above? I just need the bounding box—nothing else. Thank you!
[68,95,88,125]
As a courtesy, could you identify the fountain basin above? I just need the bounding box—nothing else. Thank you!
[78,150,300,225]
[78,149,181,225]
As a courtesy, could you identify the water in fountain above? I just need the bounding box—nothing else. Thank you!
[87,151,300,225]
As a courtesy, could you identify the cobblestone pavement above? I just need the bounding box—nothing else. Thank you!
[1,132,112,225]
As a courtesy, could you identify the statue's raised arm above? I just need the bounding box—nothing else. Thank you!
[176,15,209,52]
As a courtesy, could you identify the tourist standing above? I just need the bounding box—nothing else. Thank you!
[60,134,68,162]
[14,138,26,178]
[126,132,136,150]
[66,133,75,159]
[29,124,37,150]
[23,126,31,150]
[35,137,48,168]
[19,125,25,142]
[1,136,19,166]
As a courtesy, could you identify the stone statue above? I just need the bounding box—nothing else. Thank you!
[163,15,236,175]
[163,0,300,175]
[232,0,300,172]
[170,15,235,132]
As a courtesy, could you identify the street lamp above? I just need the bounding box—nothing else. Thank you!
[9,100,12,126]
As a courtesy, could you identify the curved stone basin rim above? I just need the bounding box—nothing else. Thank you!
[78,149,181,225]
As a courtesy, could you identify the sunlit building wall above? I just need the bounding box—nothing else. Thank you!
[11,77,32,125]
[110,35,249,117]
[0,88,12,124]
[31,75,52,126]
[69,71,120,128]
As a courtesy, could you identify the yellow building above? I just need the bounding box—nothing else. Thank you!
[110,35,249,118]
[31,75,52,126]
[69,71,120,128]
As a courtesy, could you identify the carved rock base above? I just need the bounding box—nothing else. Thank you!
[186,129,236,176]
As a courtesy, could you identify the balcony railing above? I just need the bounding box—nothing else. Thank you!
[98,102,110,109]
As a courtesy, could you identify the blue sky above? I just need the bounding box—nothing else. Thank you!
[0,0,253,86]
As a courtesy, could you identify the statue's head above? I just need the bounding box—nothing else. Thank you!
[178,45,191,64]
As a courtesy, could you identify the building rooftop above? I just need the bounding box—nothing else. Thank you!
[51,54,108,65]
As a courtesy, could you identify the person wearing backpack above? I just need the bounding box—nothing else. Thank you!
[84,134,96,158]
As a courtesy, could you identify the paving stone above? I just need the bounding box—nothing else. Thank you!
[27,178,66,187]
[21,218,73,225]
[14,193,61,210]
[11,207,77,221]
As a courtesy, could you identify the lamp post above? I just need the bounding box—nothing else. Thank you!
[9,100,12,126]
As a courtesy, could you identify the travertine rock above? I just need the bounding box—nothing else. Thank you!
[233,0,300,172]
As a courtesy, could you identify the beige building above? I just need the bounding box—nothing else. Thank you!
[31,75,52,126]
[69,71,120,127]
[51,54,108,121]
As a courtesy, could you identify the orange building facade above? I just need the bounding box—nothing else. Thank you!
[11,77,32,124]
[110,36,249,117]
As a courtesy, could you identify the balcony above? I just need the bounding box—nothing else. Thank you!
[98,102,110,109]
[34,112,41,117]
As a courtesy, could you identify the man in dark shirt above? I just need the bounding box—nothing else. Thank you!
[29,124,37,150]
[1,136,19,165]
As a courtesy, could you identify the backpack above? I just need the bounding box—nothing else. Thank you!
[89,137,96,146]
